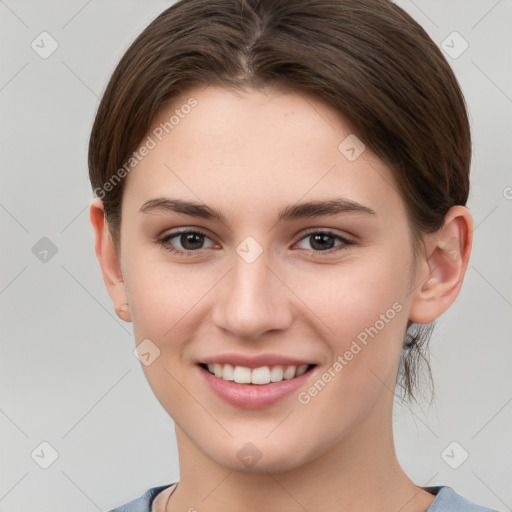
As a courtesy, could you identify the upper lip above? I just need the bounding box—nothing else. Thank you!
[199,353,317,369]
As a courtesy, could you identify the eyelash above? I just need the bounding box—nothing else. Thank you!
[155,228,356,257]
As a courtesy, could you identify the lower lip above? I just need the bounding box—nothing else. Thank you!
[197,365,317,409]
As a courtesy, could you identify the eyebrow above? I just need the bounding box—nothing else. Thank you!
[139,197,376,222]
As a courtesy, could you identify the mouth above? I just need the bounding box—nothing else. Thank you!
[198,362,318,385]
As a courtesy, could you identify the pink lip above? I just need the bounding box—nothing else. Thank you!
[199,352,316,369]
[196,363,318,409]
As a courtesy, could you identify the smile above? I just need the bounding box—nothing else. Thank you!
[199,363,317,385]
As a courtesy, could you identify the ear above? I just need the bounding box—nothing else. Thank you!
[408,205,473,324]
[89,198,132,323]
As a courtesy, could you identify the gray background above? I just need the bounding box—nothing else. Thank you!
[0,1,511,511]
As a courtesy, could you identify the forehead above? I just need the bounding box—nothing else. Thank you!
[121,85,404,222]
[152,84,351,154]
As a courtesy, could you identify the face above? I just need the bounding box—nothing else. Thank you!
[114,85,421,472]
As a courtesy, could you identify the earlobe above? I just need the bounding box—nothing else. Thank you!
[409,206,473,324]
[114,302,132,323]
[89,198,132,323]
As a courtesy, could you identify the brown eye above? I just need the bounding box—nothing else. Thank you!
[156,229,214,255]
[296,230,355,254]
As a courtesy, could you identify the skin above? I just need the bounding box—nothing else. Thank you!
[90,85,473,512]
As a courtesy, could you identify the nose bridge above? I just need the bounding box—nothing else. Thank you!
[212,239,292,339]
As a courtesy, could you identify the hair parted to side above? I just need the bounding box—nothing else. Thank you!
[88,0,471,401]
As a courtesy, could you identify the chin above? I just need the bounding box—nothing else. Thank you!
[199,435,315,475]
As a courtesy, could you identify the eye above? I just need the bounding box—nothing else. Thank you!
[156,229,216,255]
[155,228,356,257]
[295,230,355,255]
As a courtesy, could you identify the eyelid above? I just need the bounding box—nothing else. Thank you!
[297,227,355,242]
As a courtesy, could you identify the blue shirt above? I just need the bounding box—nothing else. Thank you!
[107,484,500,512]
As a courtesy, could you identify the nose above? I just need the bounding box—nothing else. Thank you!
[211,246,294,341]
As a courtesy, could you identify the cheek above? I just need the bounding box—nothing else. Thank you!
[291,252,410,397]
[293,268,408,432]
[297,252,410,338]
[123,260,209,415]
[123,246,215,334]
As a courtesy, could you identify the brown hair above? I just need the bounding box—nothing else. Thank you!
[88,0,471,401]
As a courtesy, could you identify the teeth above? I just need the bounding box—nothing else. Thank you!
[270,366,284,382]
[295,364,309,377]
[213,363,222,378]
[222,364,234,381]
[251,366,270,385]
[204,363,312,384]
[233,366,252,384]
[283,366,296,380]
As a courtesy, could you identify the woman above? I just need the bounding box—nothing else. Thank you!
[88,0,498,510]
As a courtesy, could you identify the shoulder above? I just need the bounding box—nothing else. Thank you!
[106,484,499,512]
[426,486,500,512]
[106,484,175,512]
